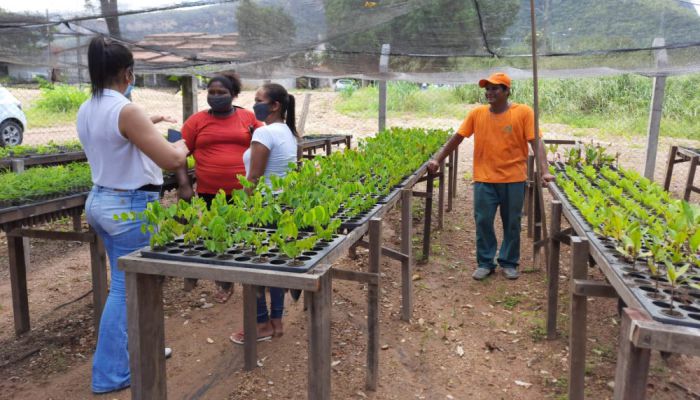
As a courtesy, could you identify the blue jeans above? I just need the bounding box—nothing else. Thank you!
[473,182,525,270]
[257,287,285,323]
[86,186,159,393]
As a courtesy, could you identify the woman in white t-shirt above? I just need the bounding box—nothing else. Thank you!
[231,83,298,344]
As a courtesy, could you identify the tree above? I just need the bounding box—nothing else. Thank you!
[99,0,121,37]
[235,0,296,52]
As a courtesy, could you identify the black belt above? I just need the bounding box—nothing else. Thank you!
[137,184,162,192]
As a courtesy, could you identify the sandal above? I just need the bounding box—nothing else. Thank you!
[229,332,272,345]
[213,287,233,304]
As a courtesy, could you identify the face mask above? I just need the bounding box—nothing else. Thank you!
[207,95,233,113]
[123,84,134,98]
[253,102,271,121]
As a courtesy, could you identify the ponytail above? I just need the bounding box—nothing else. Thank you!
[286,94,298,138]
[87,36,134,97]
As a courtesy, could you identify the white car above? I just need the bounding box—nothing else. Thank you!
[0,85,26,146]
[334,79,358,91]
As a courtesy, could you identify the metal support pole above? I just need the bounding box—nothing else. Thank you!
[644,38,668,181]
[378,44,390,133]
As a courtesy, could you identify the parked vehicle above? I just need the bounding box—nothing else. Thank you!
[334,78,358,91]
[0,85,26,146]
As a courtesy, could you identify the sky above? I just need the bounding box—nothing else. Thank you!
[1,0,178,14]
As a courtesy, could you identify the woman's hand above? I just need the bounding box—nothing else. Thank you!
[427,159,440,174]
[151,115,177,124]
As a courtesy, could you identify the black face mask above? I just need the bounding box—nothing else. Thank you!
[207,94,233,113]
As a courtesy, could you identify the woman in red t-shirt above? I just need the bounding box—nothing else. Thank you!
[177,73,263,302]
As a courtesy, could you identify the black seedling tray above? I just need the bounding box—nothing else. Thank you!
[587,233,700,329]
[376,185,401,204]
[140,228,347,273]
[335,202,383,231]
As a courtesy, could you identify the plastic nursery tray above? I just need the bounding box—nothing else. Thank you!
[587,233,700,328]
[139,228,347,273]
[335,202,383,231]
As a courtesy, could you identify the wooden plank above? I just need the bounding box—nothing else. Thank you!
[297,93,311,135]
[451,147,458,200]
[663,146,678,191]
[643,38,668,180]
[411,191,429,199]
[18,151,87,167]
[119,254,322,292]
[422,173,434,261]
[613,308,652,400]
[0,194,86,226]
[331,268,378,284]
[630,319,700,357]
[401,189,413,321]
[8,235,30,336]
[366,218,381,391]
[126,272,166,400]
[354,239,408,263]
[546,200,562,340]
[7,228,95,242]
[684,156,698,201]
[242,284,258,371]
[437,159,445,230]
[89,232,108,334]
[377,44,390,133]
[447,152,454,212]
[573,280,618,298]
[568,237,589,400]
[181,74,198,121]
[307,269,332,400]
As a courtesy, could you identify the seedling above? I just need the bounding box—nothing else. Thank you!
[664,261,689,317]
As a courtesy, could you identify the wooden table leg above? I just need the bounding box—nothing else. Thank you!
[452,148,458,200]
[307,271,332,400]
[526,155,535,238]
[684,155,698,201]
[613,308,652,400]
[72,213,82,232]
[663,145,678,191]
[447,152,454,212]
[8,235,30,336]
[243,284,258,371]
[400,190,413,321]
[366,218,381,390]
[89,231,108,334]
[422,173,434,261]
[126,272,166,400]
[438,160,445,230]
[546,201,562,340]
[183,278,197,292]
[569,237,589,400]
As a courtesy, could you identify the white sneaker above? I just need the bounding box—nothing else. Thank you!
[165,347,173,359]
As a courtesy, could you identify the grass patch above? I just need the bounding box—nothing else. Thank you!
[335,74,700,140]
[24,81,89,128]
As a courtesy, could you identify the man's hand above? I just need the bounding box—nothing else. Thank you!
[541,172,556,186]
[177,183,194,203]
[427,159,440,174]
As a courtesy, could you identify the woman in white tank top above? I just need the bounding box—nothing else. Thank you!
[77,37,188,394]
[231,83,298,345]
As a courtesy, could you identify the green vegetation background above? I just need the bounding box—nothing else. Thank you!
[335,74,700,140]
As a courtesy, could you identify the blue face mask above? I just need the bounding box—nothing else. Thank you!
[253,102,271,121]
[123,84,134,98]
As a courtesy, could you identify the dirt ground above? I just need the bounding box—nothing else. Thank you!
[0,90,699,399]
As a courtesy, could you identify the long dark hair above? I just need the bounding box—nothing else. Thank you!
[262,83,297,138]
[87,36,134,97]
[208,72,242,97]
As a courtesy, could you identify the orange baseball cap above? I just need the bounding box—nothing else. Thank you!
[478,72,511,89]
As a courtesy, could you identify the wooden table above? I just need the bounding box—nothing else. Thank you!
[663,145,700,200]
[545,181,700,400]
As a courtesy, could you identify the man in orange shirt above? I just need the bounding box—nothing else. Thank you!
[428,72,554,280]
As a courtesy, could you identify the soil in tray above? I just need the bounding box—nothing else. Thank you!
[140,229,346,273]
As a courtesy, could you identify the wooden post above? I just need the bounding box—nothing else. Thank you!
[242,284,258,371]
[437,159,445,230]
[126,272,166,400]
[72,213,82,232]
[526,155,535,238]
[452,148,458,200]
[422,173,434,261]
[644,38,668,181]
[378,44,390,133]
[613,308,652,400]
[569,237,589,400]
[400,189,413,321]
[663,145,678,191]
[89,232,108,334]
[307,271,332,400]
[10,159,30,268]
[366,218,381,390]
[546,201,562,340]
[297,93,311,136]
[447,151,454,212]
[684,155,698,201]
[8,235,29,336]
[181,74,198,122]
[533,181,542,264]
[325,139,332,156]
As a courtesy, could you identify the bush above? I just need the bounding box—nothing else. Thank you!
[33,83,89,113]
